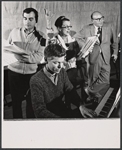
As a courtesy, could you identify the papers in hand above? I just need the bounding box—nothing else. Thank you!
[77,35,99,59]
[4,43,28,55]
[3,52,18,66]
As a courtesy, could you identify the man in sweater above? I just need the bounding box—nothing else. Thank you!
[30,44,97,118]
[5,8,46,118]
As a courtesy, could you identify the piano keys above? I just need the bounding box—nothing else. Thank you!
[95,87,120,118]
[107,88,120,117]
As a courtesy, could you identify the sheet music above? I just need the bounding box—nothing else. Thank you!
[107,88,120,117]
[3,41,29,66]
[4,43,28,55]
[115,88,120,105]
[3,52,18,67]
[77,35,98,59]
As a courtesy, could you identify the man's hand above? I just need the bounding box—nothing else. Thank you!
[112,54,117,63]
[14,54,30,63]
[78,36,99,59]
[95,38,100,45]
[79,105,97,118]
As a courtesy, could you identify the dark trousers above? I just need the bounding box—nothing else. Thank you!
[88,44,101,86]
[88,45,110,95]
[8,70,34,118]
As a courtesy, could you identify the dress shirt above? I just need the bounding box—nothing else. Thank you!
[97,27,102,44]
[94,25,102,36]
[24,28,35,38]
[43,66,58,85]
[94,25,102,52]
[94,25,99,35]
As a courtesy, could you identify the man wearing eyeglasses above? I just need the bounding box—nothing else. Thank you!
[74,11,118,102]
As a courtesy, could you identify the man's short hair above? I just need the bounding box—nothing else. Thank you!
[91,11,102,19]
[23,8,38,23]
[44,44,66,60]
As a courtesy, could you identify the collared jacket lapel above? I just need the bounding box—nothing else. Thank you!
[101,24,106,43]
[90,25,96,36]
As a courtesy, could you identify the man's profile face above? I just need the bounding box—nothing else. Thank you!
[23,11,36,30]
[47,56,65,74]
[92,12,104,27]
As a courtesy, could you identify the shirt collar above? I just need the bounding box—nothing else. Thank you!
[23,27,35,35]
[43,66,56,78]
[94,25,102,30]
[94,25,99,30]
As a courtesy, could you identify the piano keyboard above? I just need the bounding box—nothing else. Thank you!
[107,88,120,117]
[95,87,120,118]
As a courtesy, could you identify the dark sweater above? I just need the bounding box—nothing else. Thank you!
[30,68,83,118]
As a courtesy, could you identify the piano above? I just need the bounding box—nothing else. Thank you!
[95,87,120,118]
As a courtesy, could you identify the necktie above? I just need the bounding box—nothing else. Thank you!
[97,27,102,44]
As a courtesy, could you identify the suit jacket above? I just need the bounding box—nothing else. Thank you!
[74,22,118,64]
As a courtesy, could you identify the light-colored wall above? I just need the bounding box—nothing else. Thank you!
[2,1,120,40]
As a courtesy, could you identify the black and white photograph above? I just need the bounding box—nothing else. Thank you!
[2,1,120,148]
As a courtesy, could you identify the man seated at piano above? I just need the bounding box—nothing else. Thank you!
[74,11,119,103]
[30,43,97,118]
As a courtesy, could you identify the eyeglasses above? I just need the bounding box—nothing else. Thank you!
[93,16,104,21]
[61,25,72,29]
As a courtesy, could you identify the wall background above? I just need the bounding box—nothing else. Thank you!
[2,1,120,40]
